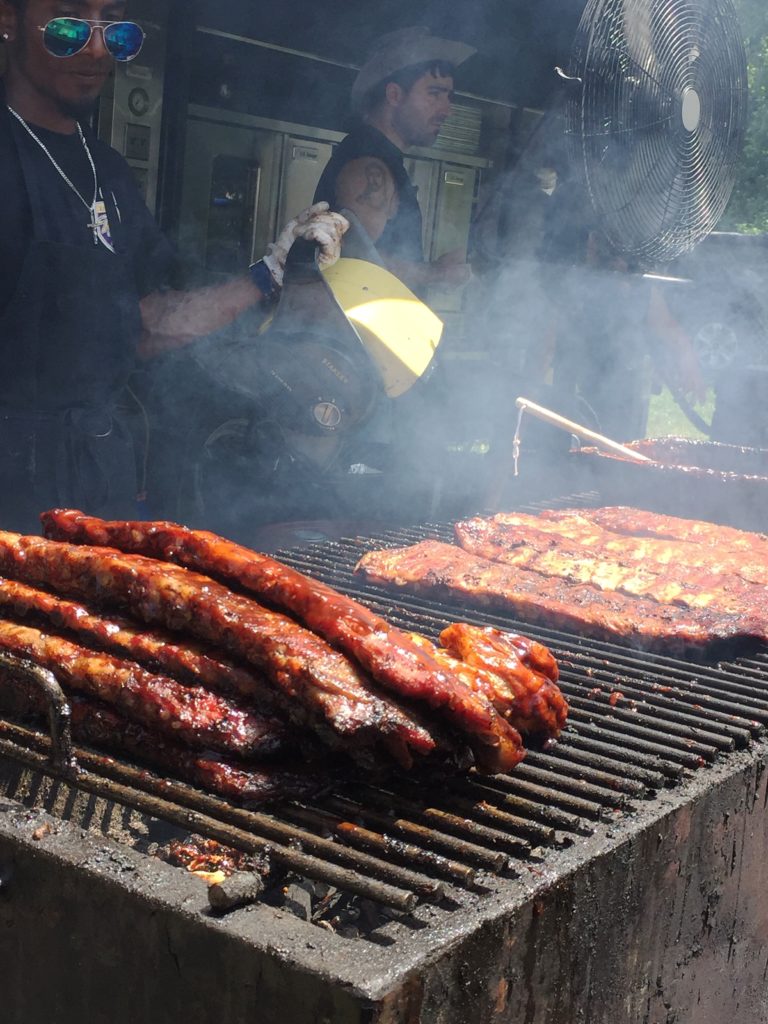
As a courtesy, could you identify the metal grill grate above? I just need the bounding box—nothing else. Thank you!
[2,511,768,934]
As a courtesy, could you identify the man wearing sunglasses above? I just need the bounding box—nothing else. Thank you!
[0,0,348,532]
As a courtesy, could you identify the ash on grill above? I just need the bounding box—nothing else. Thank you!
[154,834,413,937]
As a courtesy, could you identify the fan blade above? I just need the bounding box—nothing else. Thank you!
[567,0,748,265]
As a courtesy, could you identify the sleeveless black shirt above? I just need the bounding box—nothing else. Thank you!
[314,124,425,264]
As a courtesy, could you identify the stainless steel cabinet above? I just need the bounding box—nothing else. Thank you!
[403,156,440,258]
[179,116,282,276]
[406,158,481,314]
[432,162,478,261]
[278,136,335,228]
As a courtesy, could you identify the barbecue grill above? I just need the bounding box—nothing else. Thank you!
[2,498,768,1024]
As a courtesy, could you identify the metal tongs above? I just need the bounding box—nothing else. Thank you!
[514,397,654,463]
[0,651,77,772]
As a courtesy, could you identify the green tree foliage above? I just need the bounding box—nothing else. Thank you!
[720,0,768,232]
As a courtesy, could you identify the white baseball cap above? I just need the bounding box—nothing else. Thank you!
[351,26,476,110]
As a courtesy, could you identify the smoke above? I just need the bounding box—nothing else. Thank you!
[149,0,766,540]
[464,159,768,525]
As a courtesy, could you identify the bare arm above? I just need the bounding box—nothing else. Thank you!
[137,204,349,360]
[647,285,706,402]
[335,158,470,291]
[386,250,471,292]
[138,276,264,360]
[335,157,399,245]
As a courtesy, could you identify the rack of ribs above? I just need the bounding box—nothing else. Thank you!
[0,618,287,759]
[68,698,325,806]
[457,511,768,592]
[355,539,766,651]
[456,512,768,614]
[40,511,525,774]
[408,629,565,740]
[0,527,530,773]
[0,530,447,770]
[0,670,323,806]
[0,577,279,706]
[570,506,768,554]
[439,624,568,740]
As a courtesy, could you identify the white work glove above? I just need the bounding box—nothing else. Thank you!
[263,202,349,287]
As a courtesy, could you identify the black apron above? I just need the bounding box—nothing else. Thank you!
[0,117,142,533]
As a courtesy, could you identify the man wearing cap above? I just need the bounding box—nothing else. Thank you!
[314,26,475,291]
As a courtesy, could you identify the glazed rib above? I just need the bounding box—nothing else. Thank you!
[355,539,766,650]
[576,508,768,583]
[408,628,564,740]
[470,510,768,588]
[569,506,768,553]
[454,515,767,615]
[0,668,322,806]
[40,511,523,773]
[408,631,521,719]
[68,698,324,806]
[500,633,559,684]
[0,532,441,769]
[439,624,568,740]
[0,577,278,707]
[0,619,287,759]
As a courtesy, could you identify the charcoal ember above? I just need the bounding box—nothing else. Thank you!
[359,898,388,932]
[157,836,267,879]
[311,886,344,923]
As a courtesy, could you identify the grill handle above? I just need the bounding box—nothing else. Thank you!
[0,652,77,772]
[515,397,654,463]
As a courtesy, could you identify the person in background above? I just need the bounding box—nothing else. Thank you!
[539,179,705,441]
[0,0,347,532]
[469,146,705,459]
[469,157,564,385]
[470,143,703,444]
[314,25,475,294]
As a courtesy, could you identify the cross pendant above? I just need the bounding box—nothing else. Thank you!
[88,208,99,245]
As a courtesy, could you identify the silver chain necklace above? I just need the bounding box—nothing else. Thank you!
[7,104,101,245]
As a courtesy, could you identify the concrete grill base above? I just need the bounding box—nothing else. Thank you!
[1,742,767,1024]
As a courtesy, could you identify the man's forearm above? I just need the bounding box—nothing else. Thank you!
[138,276,266,359]
[385,255,471,293]
[384,257,434,291]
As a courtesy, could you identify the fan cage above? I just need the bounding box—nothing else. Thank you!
[566,0,748,267]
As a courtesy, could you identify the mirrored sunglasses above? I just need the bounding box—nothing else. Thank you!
[39,18,145,61]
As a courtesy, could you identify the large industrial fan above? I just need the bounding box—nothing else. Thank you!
[566,0,748,266]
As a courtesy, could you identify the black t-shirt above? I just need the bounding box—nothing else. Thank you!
[314,123,425,264]
[0,102,177,313]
